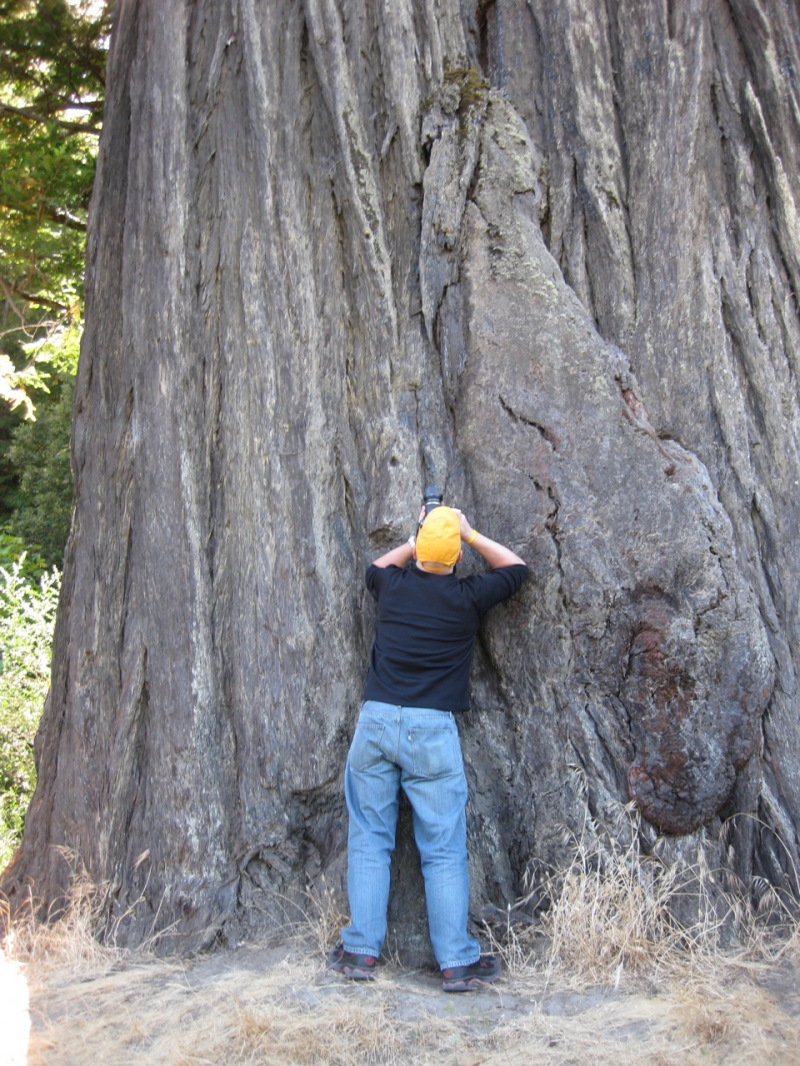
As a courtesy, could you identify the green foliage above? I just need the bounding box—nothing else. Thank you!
[0,0,110,418]
[6,373,74,563]
[0,1,108,126]
[0,323,77,564]
[0,552,60,871]
[0,530,48,577]
[0,109,94,299]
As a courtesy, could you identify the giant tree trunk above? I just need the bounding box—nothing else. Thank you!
[4,0,800,959]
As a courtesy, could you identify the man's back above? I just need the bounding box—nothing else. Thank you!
[363,562,528,712]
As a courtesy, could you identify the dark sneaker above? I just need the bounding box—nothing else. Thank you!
[326,943,378,980]
[441,954,501,992]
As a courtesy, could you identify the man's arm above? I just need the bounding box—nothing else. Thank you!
[371,536,416,570]
[456,511,526,569]
[371,506,427,569]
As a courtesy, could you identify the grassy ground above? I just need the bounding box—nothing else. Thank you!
[4,925,799,1066]
[3,830,800,1065]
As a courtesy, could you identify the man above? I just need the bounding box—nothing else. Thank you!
[327,503,528,992]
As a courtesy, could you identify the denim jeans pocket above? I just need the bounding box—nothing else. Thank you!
[350,723,386,772]
[407,723,461,779]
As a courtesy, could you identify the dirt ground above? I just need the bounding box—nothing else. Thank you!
[3,938,800,1066]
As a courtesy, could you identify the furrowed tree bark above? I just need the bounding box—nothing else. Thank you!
[3,0,799,960]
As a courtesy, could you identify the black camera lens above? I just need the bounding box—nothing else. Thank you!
[423,486,443,512]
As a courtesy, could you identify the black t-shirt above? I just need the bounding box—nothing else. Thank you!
[362,562,528,712]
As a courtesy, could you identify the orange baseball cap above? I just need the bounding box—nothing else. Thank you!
[416,506,461,568]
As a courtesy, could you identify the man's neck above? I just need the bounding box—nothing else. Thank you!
[415,561,455,576]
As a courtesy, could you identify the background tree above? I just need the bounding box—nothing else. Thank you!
[3,0,799,962]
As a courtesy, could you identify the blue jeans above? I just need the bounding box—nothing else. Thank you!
[341,700,481,970]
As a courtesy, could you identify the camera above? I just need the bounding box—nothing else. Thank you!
[422,486,443,513]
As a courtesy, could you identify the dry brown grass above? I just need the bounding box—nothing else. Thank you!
[3,824,800,1066]
[484,808,800,983]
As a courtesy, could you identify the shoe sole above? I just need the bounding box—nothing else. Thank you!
[443,974,501,992]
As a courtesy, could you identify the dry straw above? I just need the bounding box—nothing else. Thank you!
[486,806,800,987]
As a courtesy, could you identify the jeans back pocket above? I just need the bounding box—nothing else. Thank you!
[407,722,461,780]
[350,723,387,772]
